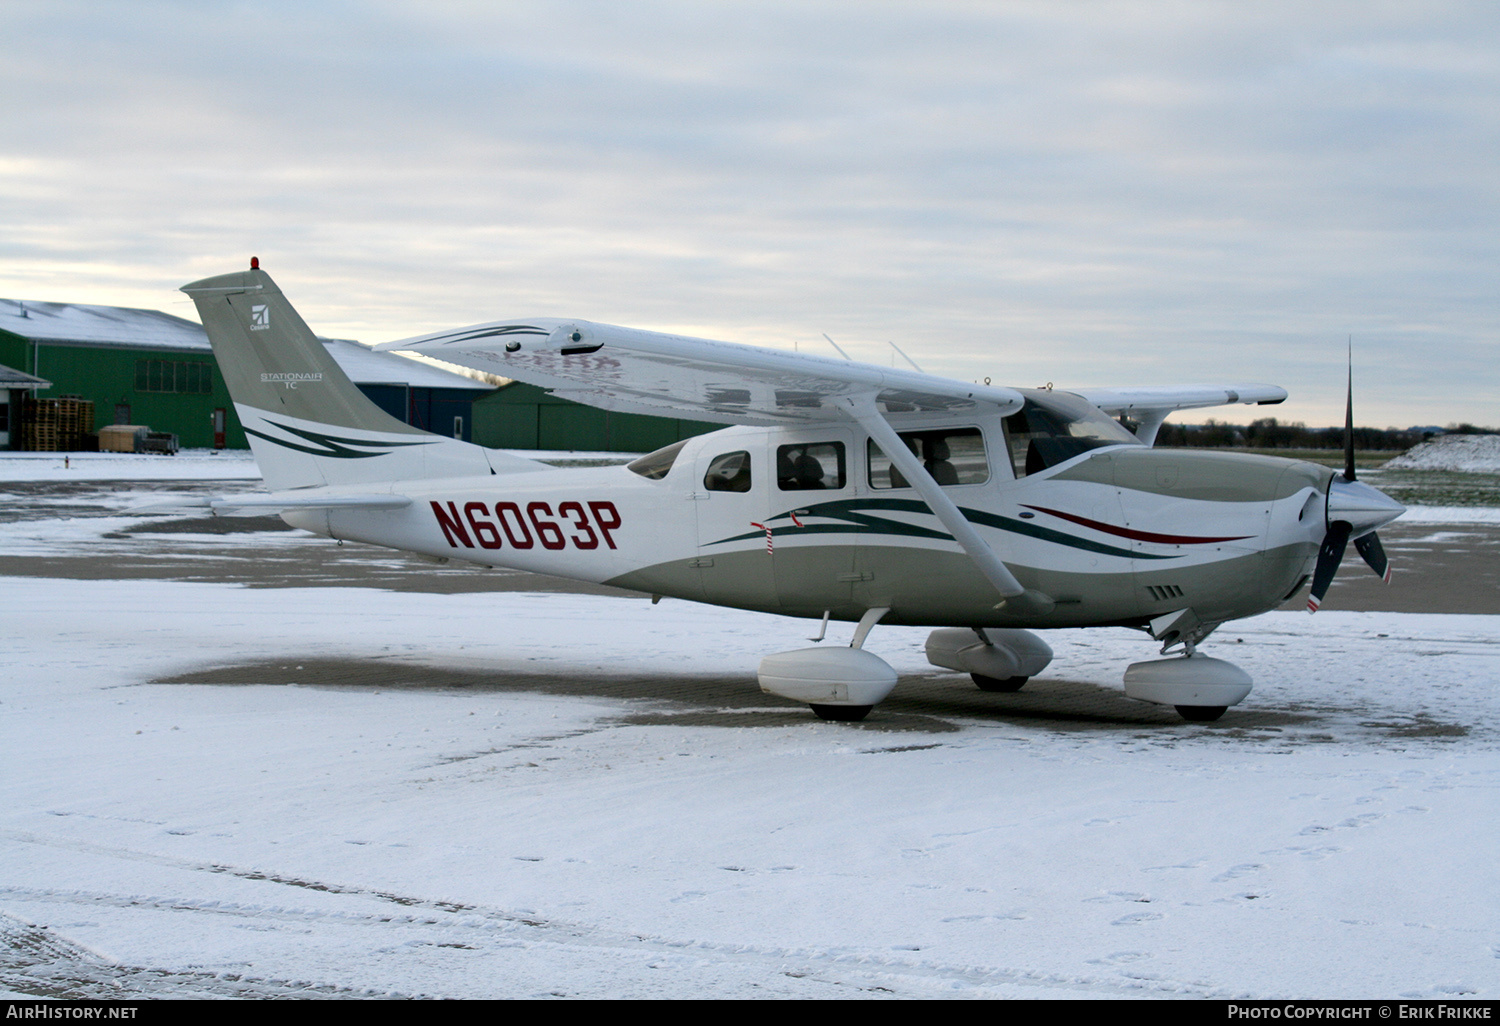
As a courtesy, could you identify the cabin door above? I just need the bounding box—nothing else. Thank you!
[692,440,780,611]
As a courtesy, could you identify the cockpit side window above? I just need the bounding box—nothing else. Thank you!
[703,450,752,492]
[777,442,846,490]
[627,439,689,480]
[867,428,988,489]
[1002,391,1141,478]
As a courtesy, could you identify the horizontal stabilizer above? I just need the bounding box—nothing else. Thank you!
[1070,384,1288,446]
[1072,384,1288,415]
[132,493,412,517]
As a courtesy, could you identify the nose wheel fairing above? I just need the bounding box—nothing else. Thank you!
[1123,653,1254,719]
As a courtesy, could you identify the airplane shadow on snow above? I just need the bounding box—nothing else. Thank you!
[150,657,1316,735]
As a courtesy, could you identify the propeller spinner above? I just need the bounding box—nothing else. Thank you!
[1307,347,1404,611]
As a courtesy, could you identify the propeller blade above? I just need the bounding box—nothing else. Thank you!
[1354,531,1392,584]
[1308,521,1352,612]
[1343,338,1357,482]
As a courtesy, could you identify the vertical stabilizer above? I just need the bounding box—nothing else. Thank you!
[182,264,538,490]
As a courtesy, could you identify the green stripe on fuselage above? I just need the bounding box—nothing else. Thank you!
[707,496,1168,561]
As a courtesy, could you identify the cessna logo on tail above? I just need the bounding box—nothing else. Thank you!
[261,372,323,389]
[250,304,270,330]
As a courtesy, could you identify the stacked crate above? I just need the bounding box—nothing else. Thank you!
[20,396,95,451]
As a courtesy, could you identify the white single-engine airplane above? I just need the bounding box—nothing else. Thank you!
[179,260,1405,722]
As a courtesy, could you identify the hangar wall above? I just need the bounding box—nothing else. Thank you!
[0,335,240,449]
[472,382,719,452]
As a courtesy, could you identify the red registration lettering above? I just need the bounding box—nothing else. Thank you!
[527,502,567,551]
[431,501,473,548]
[434,499,620,550]
[557,501,597,549]
[464,502,503,549]
[587,501,621,549]
[494,501,535,549]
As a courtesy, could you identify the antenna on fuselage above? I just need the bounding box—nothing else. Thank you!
[886,340,924,373]
[822,333,852,360]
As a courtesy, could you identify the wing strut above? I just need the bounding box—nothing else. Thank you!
[838,396,1053,615]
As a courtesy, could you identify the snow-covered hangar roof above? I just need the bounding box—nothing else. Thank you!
[0,297,489,391]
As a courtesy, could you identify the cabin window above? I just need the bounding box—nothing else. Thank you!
[703,450,752,492]
[867,428,988,489]
[627,439,689,480]
[777,442,845,490]
[1002,391,1141,478]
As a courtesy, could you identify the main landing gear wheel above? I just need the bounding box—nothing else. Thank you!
[809,704,873,722]
[972,673,1027,693]
[1175,705,1228,722]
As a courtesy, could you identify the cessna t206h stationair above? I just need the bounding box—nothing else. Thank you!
[180,260,1405,722]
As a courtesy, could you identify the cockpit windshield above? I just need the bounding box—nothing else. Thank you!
[1003,390,1141,478]
[626,439,689,480]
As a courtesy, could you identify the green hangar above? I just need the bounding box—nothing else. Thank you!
[0,296,715,453]
[0,297,497,450]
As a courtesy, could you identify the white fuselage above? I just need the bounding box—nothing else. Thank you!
[291,416,1329,631]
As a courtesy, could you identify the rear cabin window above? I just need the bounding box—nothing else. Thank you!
[1002,391,1141,478]
[703,450,752,492]
[777,442,846,490]
[626,439,689,480]
[867,428,988,489]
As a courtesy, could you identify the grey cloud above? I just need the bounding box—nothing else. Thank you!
[1,0,1497,425]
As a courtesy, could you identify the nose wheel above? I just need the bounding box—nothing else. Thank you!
[971,673,1027,693]
[809,704,874,722]
[1124,653,1252,721]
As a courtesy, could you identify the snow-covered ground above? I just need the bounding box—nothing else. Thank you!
[4,579,1499,999]
[0,450,262,482]
[1384,434,1500,474]
[1391,506,1500,525]
[2,455,1498,999]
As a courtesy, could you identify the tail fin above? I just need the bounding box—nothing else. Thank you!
[182,263,537,491]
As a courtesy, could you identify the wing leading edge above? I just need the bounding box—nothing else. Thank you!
[379,317,1287,442]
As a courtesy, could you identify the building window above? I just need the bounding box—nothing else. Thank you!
[135,360,214,394]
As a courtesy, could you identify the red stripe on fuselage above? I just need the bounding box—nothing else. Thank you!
[1021,505,1252,545]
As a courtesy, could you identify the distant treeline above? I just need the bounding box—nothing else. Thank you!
[1151,418,1498,450]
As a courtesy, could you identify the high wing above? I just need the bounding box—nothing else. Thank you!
[376,319,1025,425]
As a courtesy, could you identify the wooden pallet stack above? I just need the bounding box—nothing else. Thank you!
[20,395,95,451]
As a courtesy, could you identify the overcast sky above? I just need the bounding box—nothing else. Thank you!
[2,1,1497,428]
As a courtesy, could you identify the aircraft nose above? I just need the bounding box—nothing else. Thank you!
[1326,477,1405,536]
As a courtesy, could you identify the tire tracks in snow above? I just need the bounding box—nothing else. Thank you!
[0,911,395,999]
[1,829,1225,998]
